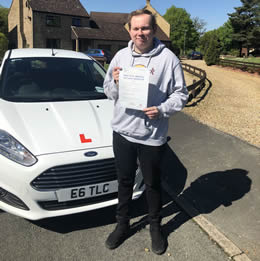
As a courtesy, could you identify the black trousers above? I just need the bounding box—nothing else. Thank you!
[113,131,166,224]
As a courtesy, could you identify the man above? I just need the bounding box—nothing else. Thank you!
[103,8,189,255]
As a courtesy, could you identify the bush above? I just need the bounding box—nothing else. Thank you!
[227,48,240,57]
[204,38,220,66]
[0,32,8,58]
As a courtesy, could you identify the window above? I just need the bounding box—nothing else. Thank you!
[46,15,61,27]
[89,20,99,29]
[72,18,81,27]
[46,39,61,49]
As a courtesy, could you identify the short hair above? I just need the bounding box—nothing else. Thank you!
[127,8,157,32]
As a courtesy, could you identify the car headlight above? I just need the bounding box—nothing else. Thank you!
[0,130,37,166]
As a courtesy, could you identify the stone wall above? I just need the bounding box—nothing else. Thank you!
[8,0,19,48]
[23,1,33,48]
[33,13,89,49]
[8,0,33,48]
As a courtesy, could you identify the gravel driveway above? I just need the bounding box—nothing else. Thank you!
[182,60,260,148]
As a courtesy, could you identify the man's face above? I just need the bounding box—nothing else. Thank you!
[129,14,155,54]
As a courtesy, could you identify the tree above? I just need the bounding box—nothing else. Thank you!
[0,32,8,58]
[228,0,260,56]
[199,30,218,54]
[192,17,207,37]
[0,6,9,37]
[204,37,220,66]
[163,5,200,55]
[216,21,235,54]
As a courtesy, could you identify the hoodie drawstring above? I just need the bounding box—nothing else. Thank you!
[131,54,152,68]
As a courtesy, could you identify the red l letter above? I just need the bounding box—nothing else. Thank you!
[80,134,92,143]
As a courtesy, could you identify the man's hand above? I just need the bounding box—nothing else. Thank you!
[112,67,122,84]
[143,106,159,119]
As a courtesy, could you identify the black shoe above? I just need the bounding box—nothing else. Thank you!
[150,224,167,255]
[105,223,130,249]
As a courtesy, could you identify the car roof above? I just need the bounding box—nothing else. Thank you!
[7,48,92,60]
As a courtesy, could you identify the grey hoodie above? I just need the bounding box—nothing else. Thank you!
[103,38,189,146]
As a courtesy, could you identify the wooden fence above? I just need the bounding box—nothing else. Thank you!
[218,59,260,74]
[182,63,207,102]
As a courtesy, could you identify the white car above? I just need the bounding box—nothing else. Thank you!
[0,48,144,220]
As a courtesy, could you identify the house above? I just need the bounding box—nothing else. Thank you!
[8,0,171,55]
[8,0,90,50]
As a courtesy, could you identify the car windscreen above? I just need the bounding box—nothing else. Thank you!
[0,57,107,102]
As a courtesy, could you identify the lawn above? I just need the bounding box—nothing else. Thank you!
[223,57,260,64]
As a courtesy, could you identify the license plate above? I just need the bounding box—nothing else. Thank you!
[56,180,118,202]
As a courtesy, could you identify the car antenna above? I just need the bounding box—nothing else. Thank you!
[51,48,56,56]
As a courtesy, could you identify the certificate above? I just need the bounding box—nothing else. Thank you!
[118,67,150,110]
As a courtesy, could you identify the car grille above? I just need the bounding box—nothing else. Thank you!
[31,158,117,191]
[38,192,118,211]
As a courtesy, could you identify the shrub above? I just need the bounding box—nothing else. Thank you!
[227,48,240,57]
[204,38,220,66]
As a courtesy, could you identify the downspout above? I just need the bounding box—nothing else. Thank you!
[71,26,79,52]
[19,0,26,47]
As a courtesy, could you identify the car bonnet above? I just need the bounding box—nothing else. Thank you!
[0,99,114,156]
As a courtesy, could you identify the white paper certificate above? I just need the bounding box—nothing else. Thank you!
[118,67,150,110]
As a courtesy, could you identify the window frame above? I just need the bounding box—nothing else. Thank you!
[46,15,61,27]
[72,17,82,27]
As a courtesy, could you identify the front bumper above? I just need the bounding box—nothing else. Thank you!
[0,147,144,220]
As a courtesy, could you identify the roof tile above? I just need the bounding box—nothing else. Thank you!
[29,0,89,17]
[74,12,170,42]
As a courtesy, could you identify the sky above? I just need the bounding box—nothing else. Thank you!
[1,0,242,31]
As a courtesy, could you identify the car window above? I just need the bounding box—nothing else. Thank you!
[86,50,95,54]
[0,57,107,102]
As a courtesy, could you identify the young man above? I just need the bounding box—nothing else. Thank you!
[103,9,189,255]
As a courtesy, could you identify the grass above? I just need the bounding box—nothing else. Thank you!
[223,57,260,64]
